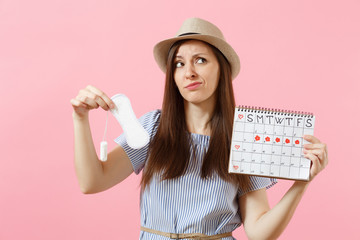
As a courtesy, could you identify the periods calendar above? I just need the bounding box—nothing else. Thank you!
[228,106,315,181]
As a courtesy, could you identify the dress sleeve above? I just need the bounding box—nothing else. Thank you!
[237,176,277,197]
[114,109,160,175]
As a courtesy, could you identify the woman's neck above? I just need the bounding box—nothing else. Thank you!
[184,100,216,136]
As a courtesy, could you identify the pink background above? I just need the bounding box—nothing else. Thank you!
[1,0,359,239]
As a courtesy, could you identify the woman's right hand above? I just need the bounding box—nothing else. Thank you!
[70,85,115,120]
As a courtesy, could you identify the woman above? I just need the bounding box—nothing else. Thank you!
[71,18,328,239]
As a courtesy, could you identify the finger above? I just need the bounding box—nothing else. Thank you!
[303,143,326,150]
[323,147,329,166]
[86,85,115,110]
[318,146,328,167]
[303,143,328,166]
[70,98,87,109]
[91,93,109,110]
[304,149,322,156]
[305,153,321,178]
[76,91,99,109]
[83,86,107,110]
[303,149,325,162]
[303,135,321,144]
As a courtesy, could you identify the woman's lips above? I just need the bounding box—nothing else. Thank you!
[185,82,202,90]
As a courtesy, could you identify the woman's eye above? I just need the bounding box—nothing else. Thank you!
[196,58,206,64]
[175,62,183,68]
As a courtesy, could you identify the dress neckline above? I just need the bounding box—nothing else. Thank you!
[190,132,210,146]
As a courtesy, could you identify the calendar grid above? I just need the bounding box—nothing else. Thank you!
[229,106,315,181]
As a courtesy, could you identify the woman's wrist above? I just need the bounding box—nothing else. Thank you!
[292,180,310,192]
[72,111,89,122]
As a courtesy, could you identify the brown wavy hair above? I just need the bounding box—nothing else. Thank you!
[141,40,249,190]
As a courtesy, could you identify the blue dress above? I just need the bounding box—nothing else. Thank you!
[115,110,276,240]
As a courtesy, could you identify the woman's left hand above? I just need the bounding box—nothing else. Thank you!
[303,135,328,182]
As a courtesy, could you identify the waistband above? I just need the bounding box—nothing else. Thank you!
[140,226,233,239]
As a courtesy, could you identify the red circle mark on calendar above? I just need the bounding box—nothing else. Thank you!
[255,135,260,141]
[275,137,280,143]
[285,138,290,144]
[265,136,270,142]
[235,145,240,149]
[233,165,239,170]
[238,114,244,119]
[295,140,300,144]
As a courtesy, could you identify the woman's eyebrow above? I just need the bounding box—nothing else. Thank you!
[175,53,209,59]
[192,53,208,58]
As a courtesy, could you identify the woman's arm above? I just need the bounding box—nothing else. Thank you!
[71,85,134,194]
[239,182,308,240]
[239,135,328,239]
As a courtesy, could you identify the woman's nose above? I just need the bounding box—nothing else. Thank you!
[185,64,197,79]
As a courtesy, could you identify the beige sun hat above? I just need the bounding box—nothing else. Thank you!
[153,17,240,80]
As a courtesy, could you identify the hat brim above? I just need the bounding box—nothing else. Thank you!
[153,34,240,80]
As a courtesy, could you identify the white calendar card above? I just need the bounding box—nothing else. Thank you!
[228,106,315,181]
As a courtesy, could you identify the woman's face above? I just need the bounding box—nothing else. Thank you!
[173,40,220,106]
